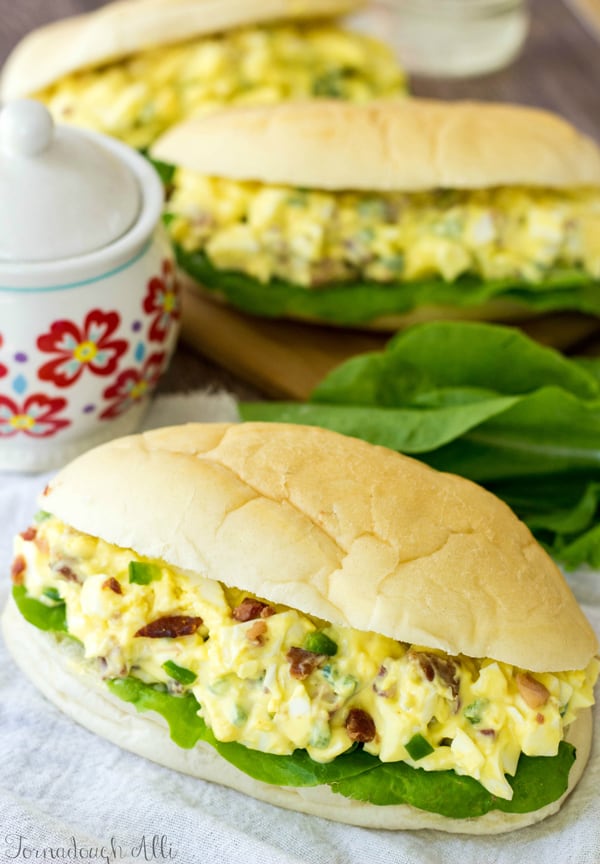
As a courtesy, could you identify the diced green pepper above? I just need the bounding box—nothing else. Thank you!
[128,561,162,585]
[162,660,197,685]
[312,68,355,98]
[405,733,434,761]
[303,631,338,656]
[357,199,387,220]
[34,510,52,523]
[231,704,248,727]
[381,254,405,275]
[287,192,307,208]
[464,698,489,725]
[309,723,332,749]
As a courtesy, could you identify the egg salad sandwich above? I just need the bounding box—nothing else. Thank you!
[3,423,598,834]
[0,0,405,152]
[150,98,600,328]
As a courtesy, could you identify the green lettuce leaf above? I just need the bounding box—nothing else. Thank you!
[12,584,68,633]
[177,246,600,324]
[332,740,576,818]
[241,321,600,566]
[143,152,175,186]
[107,675,576,818]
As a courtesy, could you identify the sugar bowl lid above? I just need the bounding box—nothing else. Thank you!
[0,99,141,262]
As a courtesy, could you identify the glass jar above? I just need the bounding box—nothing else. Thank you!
[351,0,530,78]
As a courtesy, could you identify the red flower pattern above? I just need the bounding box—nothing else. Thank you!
[0,334,7,379]
[143,259,180,342]
[0,394,70,438]
[37,309,128,388]
[100,353,166,420]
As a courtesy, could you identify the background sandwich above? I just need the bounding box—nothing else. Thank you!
[3,422,598,834]
[151,98,600,328]
[0,0,405,151]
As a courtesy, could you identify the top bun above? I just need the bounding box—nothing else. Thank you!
[1,0,364,100]
[152,98,600,191]
[42,422,598,672]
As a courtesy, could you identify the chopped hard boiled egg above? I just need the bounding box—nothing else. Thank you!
[14,517,599,801]
[167,177,600,287]
[36,24,406,150]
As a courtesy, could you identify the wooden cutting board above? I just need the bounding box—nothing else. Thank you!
[180,281,600,400]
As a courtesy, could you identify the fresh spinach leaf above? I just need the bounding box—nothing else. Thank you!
[177,247,600,325]
[107,675,576,817]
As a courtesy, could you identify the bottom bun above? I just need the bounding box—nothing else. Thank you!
[2,599,592,834]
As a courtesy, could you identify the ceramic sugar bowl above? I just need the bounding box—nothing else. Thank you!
[0,100,179,472]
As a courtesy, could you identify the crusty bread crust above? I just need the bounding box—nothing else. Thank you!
[41,423,598,671]
[151,98,600,190]
[2,600,592,834]
[1,0,364,99]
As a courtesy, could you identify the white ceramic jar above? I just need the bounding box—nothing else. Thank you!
[0,100,179,472]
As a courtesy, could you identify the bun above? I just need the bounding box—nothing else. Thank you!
[151,98,600,191]
[1,0,364,100]
[2,600,592,835]
[41,422,598,671]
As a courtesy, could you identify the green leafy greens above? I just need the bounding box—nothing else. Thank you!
[241,321,600,567]
[177,247,600,325]
[108,676,575,818]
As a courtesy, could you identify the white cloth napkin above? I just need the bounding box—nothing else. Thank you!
[1,392,598,864]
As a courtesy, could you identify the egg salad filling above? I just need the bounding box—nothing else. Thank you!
[36,24,405,150]
[12,515,598,804]
[167,176,600,288]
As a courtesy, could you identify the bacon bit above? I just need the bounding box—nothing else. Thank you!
[19,527,37,542]
[516,673,550,709]
[102,577,122,595]
[480,728,496,737]
[232,598,275,622]
[11,556,26,584]
[286,646,327,680]
[135,615,203,639]
[42,485,51,497]
[54,564,80,584]
[345,708,376,743]
[536,713,545,724]
[410,651,460,699]
[246,620,267,645]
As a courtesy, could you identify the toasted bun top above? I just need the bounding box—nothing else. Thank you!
[42,423,598,671]
[152,98,600,191]
[1,0,363,100]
